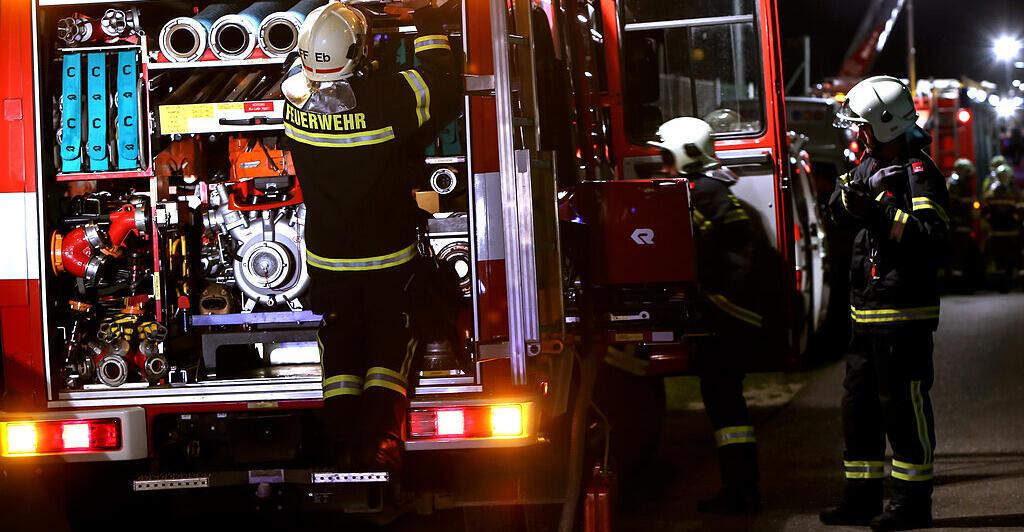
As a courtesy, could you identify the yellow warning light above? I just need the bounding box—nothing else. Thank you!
[490,405,523,437]
[2,423,39,456]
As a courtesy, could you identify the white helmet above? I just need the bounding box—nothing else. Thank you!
[834,75,918,144]
[297,3,368,82]
[650,117,721,173]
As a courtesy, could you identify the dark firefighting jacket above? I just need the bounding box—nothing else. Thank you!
[689,168,764,330]
[829,128,949,333]
[283,7,460,272]
[982,179,1021,238]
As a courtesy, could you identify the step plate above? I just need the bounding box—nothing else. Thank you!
[312,472,389,484]
[134,475,210,492]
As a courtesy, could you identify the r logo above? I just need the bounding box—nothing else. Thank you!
[631,228,655,245]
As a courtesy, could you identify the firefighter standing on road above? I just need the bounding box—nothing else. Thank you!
[822,76,948,531]
[981,164,1021,290]
[946,158,979,285]
[282,0,459,471]
[653,117,767,515]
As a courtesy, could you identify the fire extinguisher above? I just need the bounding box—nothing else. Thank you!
[584,463,616,532]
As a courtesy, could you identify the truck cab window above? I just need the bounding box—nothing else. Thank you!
[621,0,764,141]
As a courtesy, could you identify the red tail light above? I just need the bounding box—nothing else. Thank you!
[409,404,524,440]
[1,419,122,457]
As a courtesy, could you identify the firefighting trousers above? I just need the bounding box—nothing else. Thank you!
[698,328,759,492]
[311,262,418,446]
[842,332,936,503]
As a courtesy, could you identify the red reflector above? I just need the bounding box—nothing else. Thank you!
[1,418,121,456]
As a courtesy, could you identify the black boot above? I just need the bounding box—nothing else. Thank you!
[870,479,933,531]
[323,395,360,470]
[354,387,407,473]
[697,443,761,515]
[819,480,883,526]
[869,500,933,531]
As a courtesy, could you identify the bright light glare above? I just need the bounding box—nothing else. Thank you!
[436,409,465,436]
[996,98,1019,118]
[490,405,523,436]
[3,423,38,455]
[957,109,972,124]
[994,36,1023,62]
[61,423,91,450]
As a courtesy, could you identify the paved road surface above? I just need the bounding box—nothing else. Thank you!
[620,293,1024,531]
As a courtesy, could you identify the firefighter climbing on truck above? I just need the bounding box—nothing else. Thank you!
[281,0,461,472]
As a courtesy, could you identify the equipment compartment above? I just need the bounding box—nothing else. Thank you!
[35,0,474,406]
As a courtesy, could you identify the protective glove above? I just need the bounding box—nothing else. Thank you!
[867,165,904,195]
[841,184,880,220]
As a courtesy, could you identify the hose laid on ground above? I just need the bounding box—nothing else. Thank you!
[210,1,288,60]
[158,3,233,62]
[257,0,326,57]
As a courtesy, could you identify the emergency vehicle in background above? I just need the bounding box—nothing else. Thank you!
[0,0,808,528]
[914,79,1000,181]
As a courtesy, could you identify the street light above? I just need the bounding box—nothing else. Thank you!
[994,36,1022,62]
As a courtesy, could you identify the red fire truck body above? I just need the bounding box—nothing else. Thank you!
[0,0,798,526]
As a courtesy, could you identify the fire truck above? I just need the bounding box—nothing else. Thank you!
[0,0,801,528]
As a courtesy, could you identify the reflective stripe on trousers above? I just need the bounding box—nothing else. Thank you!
[323,374,363,399]
[364,366,408,396]
[850,306,939,324]
[844,460,885,480]
[891,459,933,482]
[714,425,756,447]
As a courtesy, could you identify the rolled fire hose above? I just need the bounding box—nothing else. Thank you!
[210,1,288,61]
[158,3,234,63]
[258,0,326,57]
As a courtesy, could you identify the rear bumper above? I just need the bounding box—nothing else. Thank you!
[0,407,147,462]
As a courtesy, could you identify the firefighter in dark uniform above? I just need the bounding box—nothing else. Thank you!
[821,76,948,531]
[946,158,979,285]
[282,0,459,470]
[982,164,1021,290]
[653,117,766,515]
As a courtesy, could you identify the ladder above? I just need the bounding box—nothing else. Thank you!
[932,98,960,174]
[482,0,563,386]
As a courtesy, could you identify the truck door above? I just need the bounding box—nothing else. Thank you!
[588,0,800,370]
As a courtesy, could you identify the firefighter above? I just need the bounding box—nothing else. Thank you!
[282,0,460,471]
[652,117,765,515]
[981,164,1021,290]
[979,154,1007,195]
[946,158,978,283]
[821,76,948,531]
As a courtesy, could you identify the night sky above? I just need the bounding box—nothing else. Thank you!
[780,0,1024,91]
